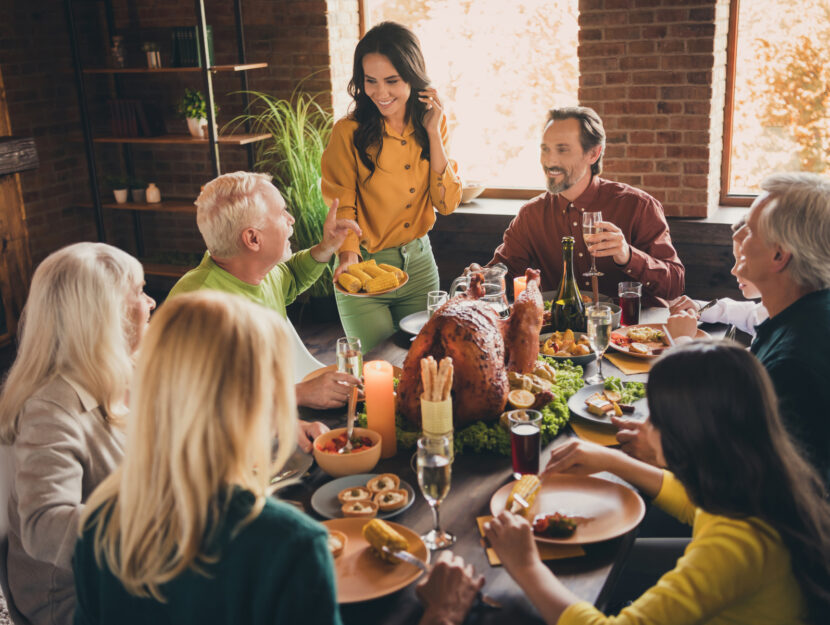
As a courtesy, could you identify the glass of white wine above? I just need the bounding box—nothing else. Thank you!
[585,305,613,385]
[583,211,604,277]
[336,336,362,380]
[416,434,455,550]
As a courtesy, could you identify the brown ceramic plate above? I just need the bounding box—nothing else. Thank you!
[608,323,711,359]
[321,518,430,603]
[334,271,409,297]
[490,474,645,545]
[301,364,402,383]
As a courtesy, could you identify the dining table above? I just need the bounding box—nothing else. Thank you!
[279,307,728,625]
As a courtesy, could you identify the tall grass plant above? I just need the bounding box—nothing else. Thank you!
[225,88,334,298]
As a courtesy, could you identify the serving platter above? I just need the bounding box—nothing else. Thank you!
[322,518,429,603]
[608,323,711,359]
[490,474,645,545]
[334,271,409,297]
[399,310,430,336]
[311,473,416,521]
[539,331,596,367]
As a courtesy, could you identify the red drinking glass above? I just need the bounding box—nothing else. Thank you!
[618,281,642,326]
[507,410,542,479]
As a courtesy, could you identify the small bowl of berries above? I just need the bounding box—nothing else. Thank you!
[313,427,382,477]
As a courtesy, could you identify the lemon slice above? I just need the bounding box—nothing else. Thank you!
[507,389,536,409]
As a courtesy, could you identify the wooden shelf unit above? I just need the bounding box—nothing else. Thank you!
[141,262,192,278]
[83,63,267,74]
[93,133,270,146]
[94,198,197,213]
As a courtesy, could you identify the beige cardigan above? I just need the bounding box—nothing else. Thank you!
[7,376,125,625]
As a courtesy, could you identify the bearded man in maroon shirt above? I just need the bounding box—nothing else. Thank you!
[486,106,684,305]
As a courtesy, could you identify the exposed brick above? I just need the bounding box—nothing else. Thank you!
[605,72,632,85]
[579,28,603,41]
[643,174,681,188]
[627,86,658,99]
[630,131,655,143]
[657,101,683,114]
[620,56,660,70]
[627,145,666,159]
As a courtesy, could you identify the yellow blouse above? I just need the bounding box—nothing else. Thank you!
[558,472,809,625]
[321,115,461,256]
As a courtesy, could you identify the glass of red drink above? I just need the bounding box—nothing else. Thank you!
[618,281,642,326]
[507,410,542,479]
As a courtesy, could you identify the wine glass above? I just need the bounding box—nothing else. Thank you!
[336,336,362,380]
[585,305,613,385]
[426,290,448,317]
[416,435,455,550]
[583,211,604,277]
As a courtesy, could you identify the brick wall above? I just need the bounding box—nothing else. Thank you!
[578,0,730,217]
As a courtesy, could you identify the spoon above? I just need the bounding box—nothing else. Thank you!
[339,385,359,454]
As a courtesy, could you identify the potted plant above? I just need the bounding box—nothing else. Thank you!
[106,175,130,204]
[130,177,146,203]
[226,86,336,318]
[176,88,217,139]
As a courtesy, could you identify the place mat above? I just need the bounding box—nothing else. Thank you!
[476,516,585,566]
[569,421,620,447]
[604,352,652,375]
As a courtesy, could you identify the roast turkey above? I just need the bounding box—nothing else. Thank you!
[397,268,544,426]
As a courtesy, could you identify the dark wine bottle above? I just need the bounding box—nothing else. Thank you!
[553,236,587,331]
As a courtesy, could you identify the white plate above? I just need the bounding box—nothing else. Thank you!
[399,310,430,336]
[311,473,416,520]
[567,382,648,427]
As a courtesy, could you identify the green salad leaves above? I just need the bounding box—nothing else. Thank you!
[603,376,646,404]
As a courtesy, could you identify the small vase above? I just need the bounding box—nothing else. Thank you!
[186,117,208,139]
[146,183,161,203]
[113,189,128,204]
[131,188,146,203]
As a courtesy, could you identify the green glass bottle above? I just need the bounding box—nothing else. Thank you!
[553,236,587,332]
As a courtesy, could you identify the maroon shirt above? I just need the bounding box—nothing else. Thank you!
[489,176,685,306]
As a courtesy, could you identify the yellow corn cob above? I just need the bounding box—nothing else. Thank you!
[378,263,406,282]
[361,262,387,279]
[505,475,541,517]
[365,271,399,293]
[346,265,373,288]
[337,273,362,293]
[362,519,409,562]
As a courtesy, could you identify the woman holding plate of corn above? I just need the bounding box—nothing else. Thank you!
[322,21,462,351]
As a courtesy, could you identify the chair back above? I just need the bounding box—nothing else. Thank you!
[287,321,325,383]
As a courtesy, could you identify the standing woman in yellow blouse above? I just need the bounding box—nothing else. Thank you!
[322,21,461,351]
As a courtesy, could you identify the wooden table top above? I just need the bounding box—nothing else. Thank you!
[281,309,727,625]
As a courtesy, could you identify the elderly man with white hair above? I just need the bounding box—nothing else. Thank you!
[738,172,830,485]
[168,171,363,450]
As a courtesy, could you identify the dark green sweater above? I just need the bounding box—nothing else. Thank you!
[73,490,342,625]
[751,288,830,486]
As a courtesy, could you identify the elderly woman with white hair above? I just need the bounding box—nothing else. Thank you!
[0,242,155,625]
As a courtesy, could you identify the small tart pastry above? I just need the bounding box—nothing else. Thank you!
[374,488,409,512]
[327,530,347,558]
[366,473,400,494]
[337,486,372,504]
[341,500,378,518]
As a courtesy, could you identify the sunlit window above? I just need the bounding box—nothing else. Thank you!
[361,0,579,190]
[726,0,830,196]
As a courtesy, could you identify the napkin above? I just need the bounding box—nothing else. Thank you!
[476,516,585,565]
[569,421,620,447]
[604,352,652,375]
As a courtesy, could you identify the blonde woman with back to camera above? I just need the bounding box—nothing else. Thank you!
[72,291,341,624]
[0,242,155,625]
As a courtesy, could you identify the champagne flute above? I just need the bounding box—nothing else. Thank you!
[336,336,362,380]
[585,304,612,385]
[583,211,604,277]
[416,435,455,550]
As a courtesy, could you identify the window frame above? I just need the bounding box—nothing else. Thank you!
[356,0,545,200]
[720,0,759,207]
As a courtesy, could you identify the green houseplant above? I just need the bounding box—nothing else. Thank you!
[105,175,130,204]
[177,88,217,138]
[226,87,334,299]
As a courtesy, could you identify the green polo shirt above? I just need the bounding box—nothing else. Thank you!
[751,288,830,486]
[167,250,326,318]
[73,490,342,625]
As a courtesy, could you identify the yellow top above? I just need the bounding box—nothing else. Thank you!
[321,116,461,257]
[558,472,809,625]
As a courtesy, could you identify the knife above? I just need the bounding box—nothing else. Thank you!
[697,299,718,314]
[380,546,502,609]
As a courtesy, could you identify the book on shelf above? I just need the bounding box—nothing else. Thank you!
[108,100,165,137]
[171,25,214,67]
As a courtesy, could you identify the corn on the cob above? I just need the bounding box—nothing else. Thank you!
[506,474,541,517]
[346,265,373,288]
[362,518,409,562]
[337,273,362,293]
[361,262,387,279]
[365,271,399,293]
[378,263,406,282]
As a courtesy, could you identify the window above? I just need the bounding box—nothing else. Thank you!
[360,0,579,195]
[722,0,830,204]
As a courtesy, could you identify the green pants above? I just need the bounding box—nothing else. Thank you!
[335,234,439,353]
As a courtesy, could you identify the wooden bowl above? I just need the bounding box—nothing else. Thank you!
[313,427,382,477]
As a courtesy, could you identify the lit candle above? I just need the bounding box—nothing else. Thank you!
[364,360,397,459]
[513,276,527,300]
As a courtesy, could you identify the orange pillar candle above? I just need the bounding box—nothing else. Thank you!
[513,276,527,300]
[364,360,397,458]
